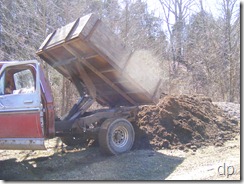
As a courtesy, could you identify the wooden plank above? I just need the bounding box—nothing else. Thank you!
[51,53,98,69]
[88,21,131,70]
[65,18,80,41]
[52,57,76,68]
[153,79,162,97]
[84,19,101,41]
[100,68,117,74]
[122,50,162,101]
[39,52,70,79]
[73,61,97,99]
[83,54,99,60]
[47,20,78,48]
[38,30,56,51]
[62,44,137,106]
[72,13,98,39]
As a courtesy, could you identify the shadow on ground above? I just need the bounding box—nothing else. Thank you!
[0,147,184,180]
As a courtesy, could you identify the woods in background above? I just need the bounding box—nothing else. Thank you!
[0,0,240,116]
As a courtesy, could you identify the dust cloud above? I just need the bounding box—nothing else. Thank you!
[124,50,164,96]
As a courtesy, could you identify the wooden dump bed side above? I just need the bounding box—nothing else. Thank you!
[36,13,161,107]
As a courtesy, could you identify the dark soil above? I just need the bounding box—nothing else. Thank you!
[133,95,239,151]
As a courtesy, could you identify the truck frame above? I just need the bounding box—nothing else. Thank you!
[0,14,161,155]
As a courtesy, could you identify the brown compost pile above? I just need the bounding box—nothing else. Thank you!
[133,95,239,151]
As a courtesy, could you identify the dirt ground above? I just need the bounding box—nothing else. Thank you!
[0,95,240,181]
[0,133,240,180]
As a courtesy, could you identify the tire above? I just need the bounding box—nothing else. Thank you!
[98,118,135,155]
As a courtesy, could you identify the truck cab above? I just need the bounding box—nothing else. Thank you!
[0,60,137,155]
[0,60,54,150]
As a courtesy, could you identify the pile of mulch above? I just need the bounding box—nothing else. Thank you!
[133,95,239,151]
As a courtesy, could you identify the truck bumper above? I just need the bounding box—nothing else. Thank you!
[0,138,46,150]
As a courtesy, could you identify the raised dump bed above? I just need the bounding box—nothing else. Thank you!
[37,13,162,107]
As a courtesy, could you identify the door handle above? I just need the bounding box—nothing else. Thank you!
[0,102,4,108]
[24,100,33,104]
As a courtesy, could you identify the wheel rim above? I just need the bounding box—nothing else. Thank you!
[112,126,129,148]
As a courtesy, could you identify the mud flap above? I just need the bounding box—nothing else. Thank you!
[0,138,46,150]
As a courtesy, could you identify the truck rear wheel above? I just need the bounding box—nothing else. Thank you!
[98,118,135,155]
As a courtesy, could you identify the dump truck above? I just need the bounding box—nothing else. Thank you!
[0,13,161,155]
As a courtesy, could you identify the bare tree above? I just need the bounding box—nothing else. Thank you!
[218,0,239,102]
[158,0,194,74]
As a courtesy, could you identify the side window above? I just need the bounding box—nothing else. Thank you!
[0,66,36,95]
[13,69,35,94]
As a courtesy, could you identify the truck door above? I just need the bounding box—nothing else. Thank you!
[0,61,45,150]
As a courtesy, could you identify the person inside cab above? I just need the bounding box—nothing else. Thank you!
[5,82,14,94]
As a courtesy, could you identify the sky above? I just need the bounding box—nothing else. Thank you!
[146,0,240,34]
[147,0,240,18]
[147,0,221,18]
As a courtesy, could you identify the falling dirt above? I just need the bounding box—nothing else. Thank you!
[133,95,239,151]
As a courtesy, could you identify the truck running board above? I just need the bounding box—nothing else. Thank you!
[0,138,46,150]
